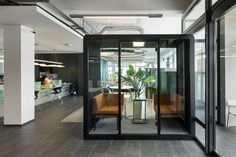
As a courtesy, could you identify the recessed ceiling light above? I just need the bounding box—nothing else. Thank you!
[133,42,145,47]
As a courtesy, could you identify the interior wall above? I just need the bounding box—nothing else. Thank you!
[35,53,84,95]
[224,15,236,126]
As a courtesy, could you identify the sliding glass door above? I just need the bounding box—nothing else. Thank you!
[120,41,158,134]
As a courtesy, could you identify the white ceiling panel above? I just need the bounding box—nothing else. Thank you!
[0,6,83,53]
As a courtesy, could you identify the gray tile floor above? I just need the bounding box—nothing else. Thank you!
[89,118,188,135]
[0,102,3,117]
[0,96,208,157]
[216,125,236,157]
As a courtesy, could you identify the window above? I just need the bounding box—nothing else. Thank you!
[194,27,206,123]
[183,0,205,31]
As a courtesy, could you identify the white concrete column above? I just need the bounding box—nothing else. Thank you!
[3,25,35,125]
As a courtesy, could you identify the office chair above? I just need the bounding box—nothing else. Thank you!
[227,100,236,127]
[50,86,63,104]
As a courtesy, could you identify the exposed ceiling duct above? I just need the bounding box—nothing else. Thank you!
[99,26,144,34]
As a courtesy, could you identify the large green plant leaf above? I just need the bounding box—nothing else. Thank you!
[135,68,145,80]
[147,87,157,96]
[121,64,156,98]
[144,76,156,83]
[127,65,136,76]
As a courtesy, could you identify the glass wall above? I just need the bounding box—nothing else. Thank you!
[215,5,236,157]
[87,39,119,134]
[194,27,206,146]
[194,27,206,123]
[183,0,236,155]
[120,41,158,134]
[159,40,188,134]
[84,35,194,138]
[183,0,205,31]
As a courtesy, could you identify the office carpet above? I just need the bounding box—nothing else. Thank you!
[61,107,83,123]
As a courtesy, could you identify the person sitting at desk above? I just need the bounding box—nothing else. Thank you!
[41,74,54,88]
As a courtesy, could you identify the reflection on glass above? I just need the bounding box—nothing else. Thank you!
[120,42,158,134]
[88,39,119,134]
[159,40,187,134]
[212,0,218,5]
[0,55,3,117]
[216,6,236,157]
[194,28,206,123]
[86,37,193,136]
[195,122,205,146]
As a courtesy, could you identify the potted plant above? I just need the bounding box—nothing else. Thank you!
[121,65,156,123]
[121,65,146,98]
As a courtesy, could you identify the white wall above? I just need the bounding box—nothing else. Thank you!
[143,17,182,34]
[224,16,236,126]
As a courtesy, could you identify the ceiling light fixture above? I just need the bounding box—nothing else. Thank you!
[35,59,63,65]
[70,14,163,19]
[100,52,115,56]
[133,42,145,47]
[34,59,65,68]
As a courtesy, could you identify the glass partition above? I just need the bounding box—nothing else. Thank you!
[159,40,188,134]
[215,6,236,157]
[194,27,206,123]
[120,41,158,134]
[84,35,194,139]
[194,27,206,146]
[183,0,205,31]
[87,39,119,134]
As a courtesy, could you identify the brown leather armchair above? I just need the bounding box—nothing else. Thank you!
[92,93,124,130]
[154,93,183,117]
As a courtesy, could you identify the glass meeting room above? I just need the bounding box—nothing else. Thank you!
[84,35,194,139]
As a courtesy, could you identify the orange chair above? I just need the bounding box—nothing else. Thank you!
[92,93,124,130]
[154,93,183,117]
